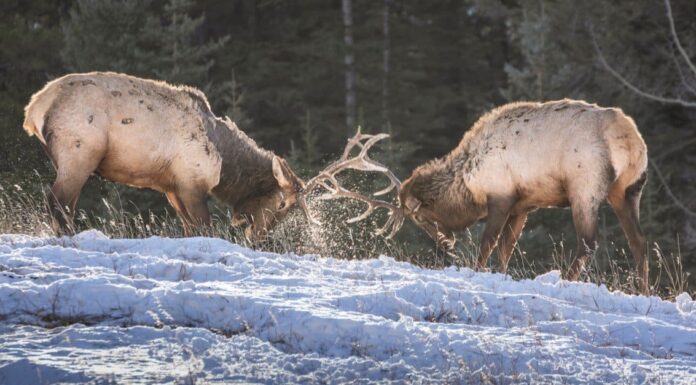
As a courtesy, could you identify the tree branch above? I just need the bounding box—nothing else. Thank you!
[649,159,696,218]
[664,0,696,78]
[667,42,696,97]
[654,136,696,161]
[590,29,696,108]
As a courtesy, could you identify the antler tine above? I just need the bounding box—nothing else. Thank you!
[338,127,370,160]
[307,132,400,192]
[370,158,400,196]
[305,130,390,191]
[352,132,402,196]
[376,210,405,239]
[300,128,405,238]
[356,133,388,156]
[315,174,404,238]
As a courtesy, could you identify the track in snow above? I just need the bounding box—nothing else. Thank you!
[0,230,695,384]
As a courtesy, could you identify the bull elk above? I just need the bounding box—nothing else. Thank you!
[305,100,649,294]
[23,72,308,241]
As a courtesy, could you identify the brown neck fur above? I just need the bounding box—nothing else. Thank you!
[408,147,481,228]
[207,117,278,208]
[408,158,451,206]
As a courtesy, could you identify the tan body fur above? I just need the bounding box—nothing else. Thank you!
[24,72,303,239]
[400,99,649,293]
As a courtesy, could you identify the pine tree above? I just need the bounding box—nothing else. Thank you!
[0,0,64,183]
[62,0,227,89]
[62,0,152,76]
[219,70,252,129]
[288,109,321,176]
[138,0,227,87]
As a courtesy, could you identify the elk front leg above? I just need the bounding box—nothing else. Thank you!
[166,191,194,236]
[566,200,600,281]
[496,213,528,274]
[476,198,513,271]
[179,191,211,235]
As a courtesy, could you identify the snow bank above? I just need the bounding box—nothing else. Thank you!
[0,230,694,384]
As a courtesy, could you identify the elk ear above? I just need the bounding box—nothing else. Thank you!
[272,156,292,189]
[405,196,422,212]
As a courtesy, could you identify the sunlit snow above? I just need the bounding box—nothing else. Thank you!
[0,230,694,384]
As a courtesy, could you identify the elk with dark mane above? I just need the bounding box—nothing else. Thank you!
[24,72,307,240]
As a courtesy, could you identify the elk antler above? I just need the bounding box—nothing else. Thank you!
[299,128,405,238]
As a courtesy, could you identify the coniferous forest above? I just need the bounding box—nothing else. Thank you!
[1,0,695,290]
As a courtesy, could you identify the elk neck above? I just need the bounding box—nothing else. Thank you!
[206,117,278,208]
[417,147,481,220]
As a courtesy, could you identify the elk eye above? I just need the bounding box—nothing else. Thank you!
[278,200,286,210]
[414,214,425,222]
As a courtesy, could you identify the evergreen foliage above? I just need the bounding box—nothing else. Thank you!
[0,0,65,179]
[62,0,227,88]
[0,0,694,277]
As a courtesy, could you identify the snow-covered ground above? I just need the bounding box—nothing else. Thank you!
[0,231,694,384]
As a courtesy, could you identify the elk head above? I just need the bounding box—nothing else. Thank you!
[232,156,305,242]
[398,172,456,250]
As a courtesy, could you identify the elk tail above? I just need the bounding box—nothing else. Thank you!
[22,112,45,144]
[23,77,66,145]
[603,109,648,190]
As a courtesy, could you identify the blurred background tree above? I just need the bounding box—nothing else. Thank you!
[0,0,693,277]
[0,0,65,183]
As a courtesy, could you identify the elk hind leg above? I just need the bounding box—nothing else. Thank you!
[608,172,648,294]
[49,171,92,236]
[47,136,104,236]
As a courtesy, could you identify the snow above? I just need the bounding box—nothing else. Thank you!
[0,230,694,384]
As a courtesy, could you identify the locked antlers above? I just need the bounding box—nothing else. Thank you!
[299,129,405,238]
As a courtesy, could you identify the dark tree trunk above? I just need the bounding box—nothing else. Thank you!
[342,0,356,132]
[382,0,390,133]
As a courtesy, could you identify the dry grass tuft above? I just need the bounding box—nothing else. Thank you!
[0,182,692,300]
